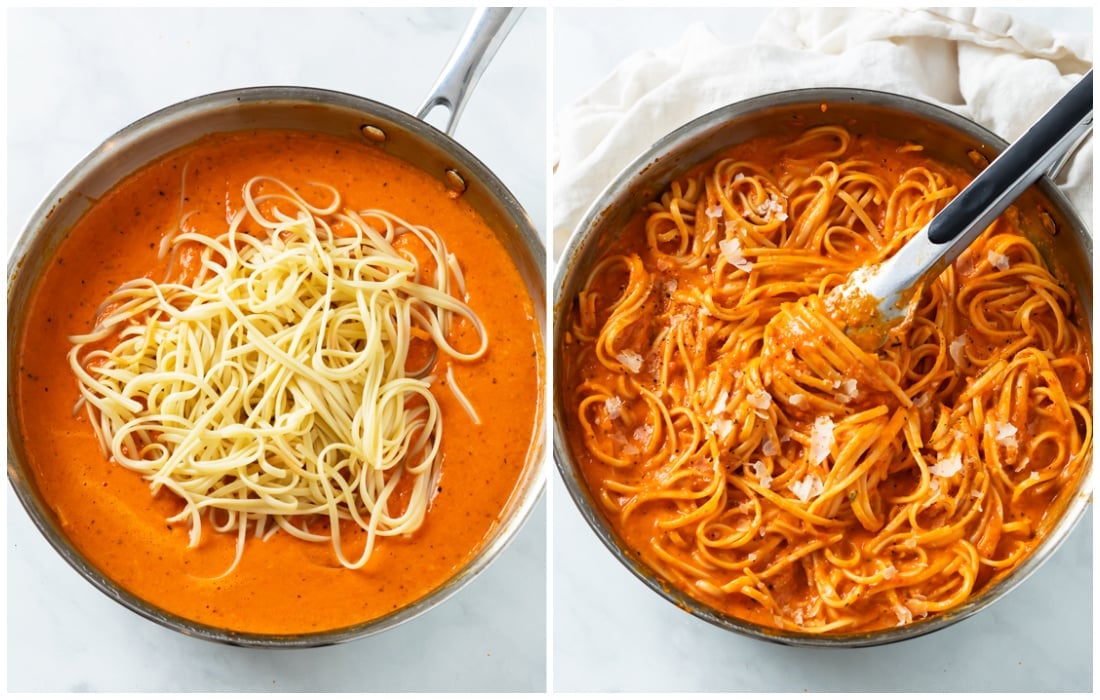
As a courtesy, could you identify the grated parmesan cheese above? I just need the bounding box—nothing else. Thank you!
[633,424,653,445]
[789,474,824,503]
[994,421,1018,450]
[836,378,858,403]
[949,334,967,365]
[713,389,729,415]
[616,350,644,373]
[705,204,723,219]
[604,396,623,420]
[894,604,913,627]
[929,454,963,478]
[808,416,835,465]
[762,437,778,457]
[789,393,806,407]
[747,552,758,562]
[758,193,788,222]
[718,237,753,272]
[751,460,773,489]
[882,565,897,581]
[747,390,772,414]
[712,418,734,440]
[734,172,745,182]
[987,250,1011,271]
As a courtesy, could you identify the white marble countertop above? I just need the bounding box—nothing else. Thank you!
[552,7,1092,693]
[7,7,546,692]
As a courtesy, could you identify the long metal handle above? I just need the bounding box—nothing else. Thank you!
[926,69,1092,251]
[856,70,1092,318]
[417,7,524,136]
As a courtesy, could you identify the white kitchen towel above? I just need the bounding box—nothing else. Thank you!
[553,7,1093,256]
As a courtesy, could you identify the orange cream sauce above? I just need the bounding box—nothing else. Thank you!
[16,129,542,635]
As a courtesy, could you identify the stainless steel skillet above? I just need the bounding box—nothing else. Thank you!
[553,88,1092,647]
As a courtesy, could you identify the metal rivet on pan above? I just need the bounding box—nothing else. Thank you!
[1038,207,1059,236]
[360,125,386,143]
[444,168,467,196]
[966,149,990,170]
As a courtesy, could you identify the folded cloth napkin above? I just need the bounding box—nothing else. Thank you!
[553,7,1092,256]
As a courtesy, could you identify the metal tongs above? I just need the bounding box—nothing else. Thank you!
[832,69,1093,351]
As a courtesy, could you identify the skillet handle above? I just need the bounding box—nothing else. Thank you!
[925,69,1093,249]
[417,7,523,136]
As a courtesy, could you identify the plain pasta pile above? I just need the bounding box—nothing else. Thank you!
[69,176,487,572]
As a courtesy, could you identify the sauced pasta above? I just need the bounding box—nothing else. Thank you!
[562,126,1092,633]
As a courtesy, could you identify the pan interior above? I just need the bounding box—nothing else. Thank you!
[552,90,1092,647]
